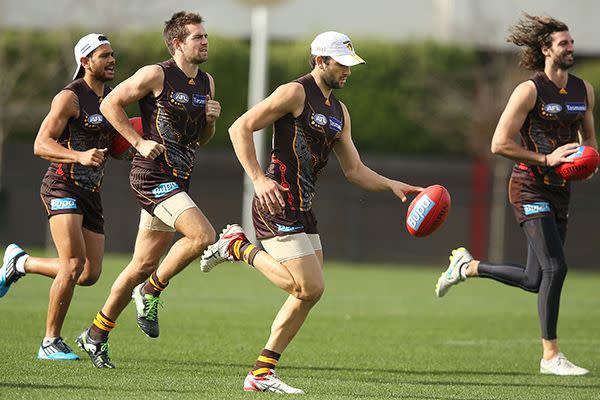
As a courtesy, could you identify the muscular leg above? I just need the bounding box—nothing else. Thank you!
[153,207,215,283]
[468,217,567,359]
[475,241,543,292]
[21,229,104,286]
[45,214,89,337]
[265,251,324,354]
[100,228,173,322]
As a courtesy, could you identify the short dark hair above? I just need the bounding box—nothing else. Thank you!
[507,13,569,71]
[163,11,204,56]
[309,54,331,69]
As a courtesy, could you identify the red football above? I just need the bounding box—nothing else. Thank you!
[109,117,143,159]
[406,185,451,237]
[555,146,599,181]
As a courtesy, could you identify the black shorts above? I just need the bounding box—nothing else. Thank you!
[40,173,104,234]
[252,197,318,240]
[129,163,190,215]
[509,170,570,235]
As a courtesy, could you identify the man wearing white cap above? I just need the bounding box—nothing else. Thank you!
[200,31,423,393]
[0,33,116,361]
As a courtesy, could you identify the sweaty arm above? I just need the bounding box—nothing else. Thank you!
[491,81,579,167]
[333,102,422,202]
[100,65,165,159]
[197,73,220,146]
[228,82,304,214]
[33,90,106,167]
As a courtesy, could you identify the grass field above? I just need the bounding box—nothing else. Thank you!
[1,252,599,399]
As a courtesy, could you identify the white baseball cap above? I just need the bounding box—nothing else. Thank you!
[72,33,110,80]
[310,31,365,66]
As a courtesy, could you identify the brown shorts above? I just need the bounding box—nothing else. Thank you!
[129,163,190,216]
[252,196,318,240]
[40,173,104,234]
[509,170,570,234]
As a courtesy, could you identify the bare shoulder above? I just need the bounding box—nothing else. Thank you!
[268,82,305,115]
[272,82,305,102]
[508,80,537,109]
[51,89,79,117]
[135,64,164,82]
[515,80,537,96]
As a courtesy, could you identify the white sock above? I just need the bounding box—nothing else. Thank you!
[15,254,29,274]
[459,263,468,279]
[42,337,58,346]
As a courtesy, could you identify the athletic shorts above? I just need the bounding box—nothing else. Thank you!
[509,170,570,234]
[129,163,191,216]
[262,233,322,262]
[252,196,319,240]
[40,173,104,234]
[138,192,197,231]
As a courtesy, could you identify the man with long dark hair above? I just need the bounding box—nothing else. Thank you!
[435,14,597,375]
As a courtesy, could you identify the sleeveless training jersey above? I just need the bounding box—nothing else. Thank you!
[514,72,587,186]
[266,74,345,211]
[134,59,211,179]
[47,79,114,192]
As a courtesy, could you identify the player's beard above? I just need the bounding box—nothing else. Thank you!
[322,72,344,90]
[554,53,574,70]
[189,49,208,65]
[92,67,114,82]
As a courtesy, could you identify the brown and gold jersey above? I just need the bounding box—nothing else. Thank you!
[266,74,345,211]
[133,59,211,179]
[48,79,114,192]
[515,72,587,186]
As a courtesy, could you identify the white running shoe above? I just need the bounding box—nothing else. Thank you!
[243,369,305,394]
[0,243,27,298]
[540,353,589,376]
[200,224,248,272]
[435,247,473,298]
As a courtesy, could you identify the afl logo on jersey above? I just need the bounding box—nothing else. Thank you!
[87,114,104,125]
[171,92,190,104]
[84,114,104,128]
[313,113,328,126]
[543,103,562,114]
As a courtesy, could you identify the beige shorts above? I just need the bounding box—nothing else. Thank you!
[261,233,322,262]
[138,192,197,232]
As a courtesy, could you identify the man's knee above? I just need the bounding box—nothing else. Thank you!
[61,257,86,281]
[294,283,325,302]
[187,226,216,256]
[77,269,101,286]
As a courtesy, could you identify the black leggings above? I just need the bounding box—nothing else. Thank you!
[477,217,567,340]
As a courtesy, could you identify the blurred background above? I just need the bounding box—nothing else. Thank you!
[1,0,599,268]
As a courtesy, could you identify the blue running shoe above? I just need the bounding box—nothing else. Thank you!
[38,337,80,360]
[0,244,27,297]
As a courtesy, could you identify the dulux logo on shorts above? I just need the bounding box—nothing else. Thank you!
[523,202,551,216]
[276,223,304,233]
[543,103,562,114]
[152,182,179,198]
[313,113,328,126]
[87,114,104,125]
[565,102,586,113]
[328,116,343,132]
[171,92,189,104]
[50,197,77,211]
[406,195,435,230]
